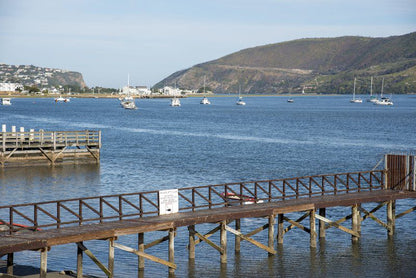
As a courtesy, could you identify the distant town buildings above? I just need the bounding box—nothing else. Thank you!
[0,82,23,92]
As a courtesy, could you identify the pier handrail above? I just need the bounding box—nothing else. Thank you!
[0,130,100,151]
[0,169,385,233]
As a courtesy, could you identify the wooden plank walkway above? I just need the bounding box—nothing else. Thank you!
[2,189,415,255]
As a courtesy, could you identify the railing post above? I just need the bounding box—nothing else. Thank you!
[119,196,123,220]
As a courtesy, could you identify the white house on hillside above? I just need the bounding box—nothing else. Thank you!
[0,82,23,92]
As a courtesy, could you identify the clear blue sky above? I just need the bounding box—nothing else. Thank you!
[1,0,415,88]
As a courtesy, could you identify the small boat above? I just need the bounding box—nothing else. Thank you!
[350,77,362,103]
[374,97,393,106]
[120,75,137,109]
[55,96,70,103]
[200,96,211,105]
[221,192,263,206]
[236,86,246,105]
[367,76,378,103]
[287,98,294,103]
[170,97,181,107]
[200,76,211,104]
[373,78,393,106]
[1,98,11,105]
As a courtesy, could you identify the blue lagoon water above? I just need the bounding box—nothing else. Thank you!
[1,95,416,277]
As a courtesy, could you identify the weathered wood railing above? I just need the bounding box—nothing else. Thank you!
[0,170,384,233]
[1,130,101,151]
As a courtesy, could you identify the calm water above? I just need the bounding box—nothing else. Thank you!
[1,95,416,277]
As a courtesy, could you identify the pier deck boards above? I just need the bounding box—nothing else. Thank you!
[2,189,415,255]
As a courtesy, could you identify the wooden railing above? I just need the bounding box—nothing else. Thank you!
[1,130,101,151]
[0,170,384,233]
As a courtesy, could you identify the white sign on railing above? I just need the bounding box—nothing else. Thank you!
[159,189,179,215]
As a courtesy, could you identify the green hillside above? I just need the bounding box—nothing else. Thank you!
[155,32,416,94]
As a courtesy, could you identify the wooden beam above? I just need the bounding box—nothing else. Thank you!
[324,214,352,229]
[194,224,221,245]
[268,215,275,257]
[361,202,387,222]
[77,242,83,278]
[220,220,227,264]
[168,229,175,274]
[114,242,176,269]
[224,224,276,255]
[283,211,311,233]
[351,205,360,243]
[108,238,114,278]
[7,253,13,276]
[77,242,111,277]
[359,207,389,229]
[144,235,169,249]
[235,219,241,253]
[315,214,359,237]
[387,200,395,238]
[138,233,144,270]
[191,226,223,253]
[277,214,284,245]
[396,205,416,219]
[318,208,326,239]
[310,209,317,248]
[188,225,195,259]
[40,248,48,278]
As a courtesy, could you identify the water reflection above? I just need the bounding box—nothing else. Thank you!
[0,164,101,205]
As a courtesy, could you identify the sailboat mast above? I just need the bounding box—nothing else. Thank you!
[381,78,384,97]
[204,76,206,95]
[353,77,356,100]
[370,76,373,96]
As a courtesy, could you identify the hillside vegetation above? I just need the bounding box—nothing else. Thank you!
[155,32,416,94]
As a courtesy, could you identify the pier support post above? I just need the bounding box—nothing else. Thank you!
[352,204,361,243]
[220,220,227,264]
[318,208,326,239]
[7,253,13,276]
[310,209,317,248]
[235,219,241,253]
[40,248,48,278]
[77,243,83,278]
[168,228,175,275]
[387,200,396,238]
[108,238,115,277]
[277,214,284,245]
[138,233,145,270]
[188,225,195,259]
[268,215,275,256]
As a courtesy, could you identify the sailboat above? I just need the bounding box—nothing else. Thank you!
[1,98,12,105]
[200,76,211,105]
[120,74,137,109]
[236,86,246,105]
[170,81,181,107]
[350,77,362,103]
[367,76,377,103]
[374,78,393,106]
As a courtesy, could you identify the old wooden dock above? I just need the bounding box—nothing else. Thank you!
[0,154,415,277]
[0,127,101,167]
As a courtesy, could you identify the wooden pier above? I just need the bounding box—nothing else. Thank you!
[0,129,101,167]
[0,154,415,277]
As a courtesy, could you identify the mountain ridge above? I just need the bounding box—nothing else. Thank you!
[155,32,416,94]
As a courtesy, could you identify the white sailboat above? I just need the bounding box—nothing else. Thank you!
[236,86,246,106]
[374,78,393,106]
[120,74,137,109]
[367,76,377,103]
[170,96,181,107]
[1,98,11,105]
[200,76,211,105]
[350,77,362,103]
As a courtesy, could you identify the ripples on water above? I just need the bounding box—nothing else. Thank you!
[1,95,416,277]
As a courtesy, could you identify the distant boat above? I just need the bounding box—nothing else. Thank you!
[350,78,362,103]
[170,97,181,107]
[367,76,378,103]
[1,98,11,105]
[287,98,294,103]
[236,86,246,105]
[55,96,70,103]
[374,78,393,106]
[200,76,211,105]
[120,75,137,109]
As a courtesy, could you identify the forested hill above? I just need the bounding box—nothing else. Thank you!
[155,32,416,94]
